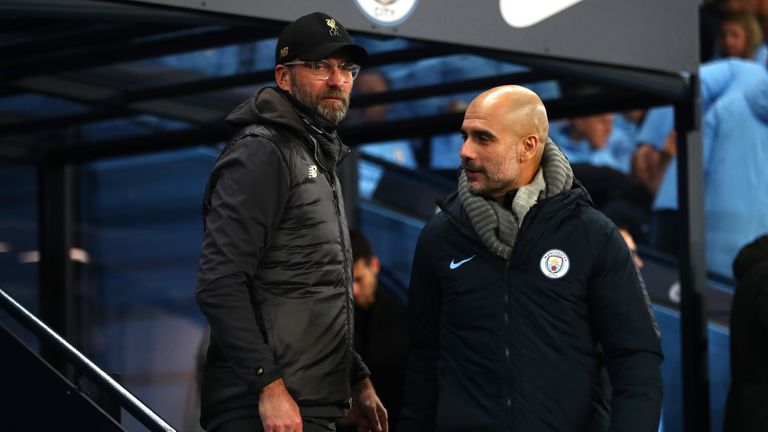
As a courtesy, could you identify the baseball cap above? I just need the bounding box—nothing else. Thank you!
[275,12,368,66]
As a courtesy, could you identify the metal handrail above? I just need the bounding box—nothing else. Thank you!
[0,287,176,432]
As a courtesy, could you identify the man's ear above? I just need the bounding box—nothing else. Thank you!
[371,256,381,275]
[519,134,539,162]
[275,66,291,91]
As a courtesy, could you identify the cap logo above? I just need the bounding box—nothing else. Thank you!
[325,18,341,36]
[539,249,570,279]
[280,47,289,58]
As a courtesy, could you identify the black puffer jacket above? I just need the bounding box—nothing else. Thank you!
[400,184,663,432]
[196,87,368,429]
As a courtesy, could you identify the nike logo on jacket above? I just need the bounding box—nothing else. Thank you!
[449,255,476,269]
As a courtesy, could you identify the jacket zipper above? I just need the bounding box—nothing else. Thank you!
[330,173,355,407]
[318,139,355,407]
[440,195,519,424]
[307,132,354,406]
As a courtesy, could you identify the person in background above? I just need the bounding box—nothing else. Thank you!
[702,0,768,62]
[724,234,768,432]
[632,129,676,199]
[344,69,420,200]
[551,113,653,243]
[635,58,768,260]
[614,109,646,139]
[400,85,663,431]
[620,227,645,270]
[196,11,386,432]
[348,70,392,123]
[699,69,768,277]
[718,11,767,63]
[338,230,409,432]
[550,113,624,172]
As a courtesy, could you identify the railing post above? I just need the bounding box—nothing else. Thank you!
[675,73,710,432]
[37,157,76,375]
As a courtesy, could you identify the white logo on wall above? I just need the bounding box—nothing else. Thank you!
[499,0,584,28]
[540,249,570,279]
[354,0,419,27]
[668,281,681,304]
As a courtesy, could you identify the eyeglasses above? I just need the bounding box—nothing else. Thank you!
[283,60,361,82]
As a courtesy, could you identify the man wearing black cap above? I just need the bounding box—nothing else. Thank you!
[196,12,387,432]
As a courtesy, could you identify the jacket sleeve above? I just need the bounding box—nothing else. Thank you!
[702,105,719,176]
[350,348,371,384]
[587,221,664,432]
[399,226,440,432]
[196,136,290,392]
[757,275,768,332]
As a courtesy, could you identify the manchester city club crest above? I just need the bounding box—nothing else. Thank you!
[353,0,419,27]
[539,249,570,279]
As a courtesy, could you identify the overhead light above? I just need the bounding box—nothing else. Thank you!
[17,248,90,264]
[70,248,90,264]
[0,242,10,253]
[18,250,40,264]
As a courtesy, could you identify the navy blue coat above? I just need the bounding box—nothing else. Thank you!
[400,184,663,432]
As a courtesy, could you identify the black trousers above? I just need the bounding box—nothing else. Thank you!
[212,416,336,432]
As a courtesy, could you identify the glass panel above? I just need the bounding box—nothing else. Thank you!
[78,115,193,142]
[0,93,90,122]
[0,162,39,351]
[77,147,218,430]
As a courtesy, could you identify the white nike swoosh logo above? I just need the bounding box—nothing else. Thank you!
[500,0,585,28]
[449,255,476,270]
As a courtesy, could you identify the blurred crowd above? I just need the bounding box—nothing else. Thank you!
[346,0,768,279]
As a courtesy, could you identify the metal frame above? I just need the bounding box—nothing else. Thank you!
[0,287,176,432]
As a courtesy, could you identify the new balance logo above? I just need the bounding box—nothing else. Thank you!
[449,255,476,270]
[308,165,318,179]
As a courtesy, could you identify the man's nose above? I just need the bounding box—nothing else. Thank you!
[459,139,474,161]
[326,66,345,86]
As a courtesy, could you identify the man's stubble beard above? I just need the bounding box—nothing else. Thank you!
[467,172,515,198]
[462,150,519,198]
[290,73,350,125]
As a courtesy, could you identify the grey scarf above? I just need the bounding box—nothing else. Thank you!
[458,138,574,260]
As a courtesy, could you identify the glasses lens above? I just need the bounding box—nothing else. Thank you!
[299,61,361,81]
[345,64,361,80]
[308,61,331,77]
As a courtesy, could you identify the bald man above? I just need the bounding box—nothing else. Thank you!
[399,86,663,432]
